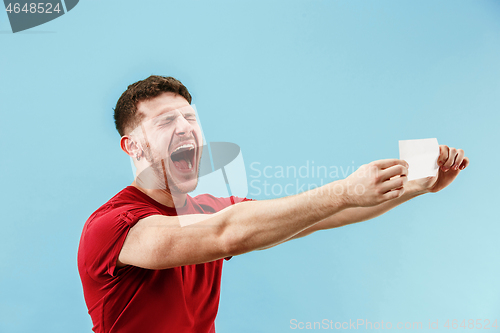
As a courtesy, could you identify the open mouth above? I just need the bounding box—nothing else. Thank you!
[170,143,196,172]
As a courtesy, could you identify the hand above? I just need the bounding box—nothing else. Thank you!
[410,145,469,194]
[341,159,409,207]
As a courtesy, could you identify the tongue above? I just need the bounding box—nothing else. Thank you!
[173,159,190,170]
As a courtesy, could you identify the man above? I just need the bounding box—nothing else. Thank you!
[77,75,469,333]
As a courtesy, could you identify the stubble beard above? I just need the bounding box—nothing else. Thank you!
[145,149,199,195]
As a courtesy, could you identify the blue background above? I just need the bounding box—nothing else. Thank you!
[1,0,499,332]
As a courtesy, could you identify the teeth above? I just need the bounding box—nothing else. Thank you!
[188,160,192,169]
[173,143,195,153]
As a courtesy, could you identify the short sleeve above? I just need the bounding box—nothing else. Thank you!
[194,194,254,212]
[80,202,160,281]
[227,196,254,205]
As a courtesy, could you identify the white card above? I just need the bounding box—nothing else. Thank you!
[399,138,440,181]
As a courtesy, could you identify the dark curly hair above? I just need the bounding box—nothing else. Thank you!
[114,75,192,136]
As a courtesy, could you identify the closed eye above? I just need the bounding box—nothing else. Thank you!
[158,117,176,127]
[183,112,197,121]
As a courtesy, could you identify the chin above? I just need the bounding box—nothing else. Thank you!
[170,177,199,194]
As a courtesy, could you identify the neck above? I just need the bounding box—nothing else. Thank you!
[131,180,187,208]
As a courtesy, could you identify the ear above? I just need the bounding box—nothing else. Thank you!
[120,135,143,158]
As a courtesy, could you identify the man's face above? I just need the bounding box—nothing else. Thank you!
[132,92,203,194]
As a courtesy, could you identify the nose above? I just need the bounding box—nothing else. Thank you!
[174,116,193,137]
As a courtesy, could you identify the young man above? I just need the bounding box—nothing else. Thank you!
[77,75,469,333]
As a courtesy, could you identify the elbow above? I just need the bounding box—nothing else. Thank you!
[219,216,250,256]
[220,227,245,257]
[217,201,254,257]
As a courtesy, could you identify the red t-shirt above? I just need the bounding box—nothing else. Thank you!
[77,186,248,333]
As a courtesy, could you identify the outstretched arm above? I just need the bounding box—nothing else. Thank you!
[280,145,469,242]
[118,159,409,269]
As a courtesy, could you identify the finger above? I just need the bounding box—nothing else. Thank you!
[442,147,457,171]
[459,156,469,170]
[437,145,449,167]
[374,159,409,170]
[451,149,465,171]
[380,175,407,193]
[379,164,408,181]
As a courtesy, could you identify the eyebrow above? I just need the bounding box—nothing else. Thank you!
[150,106,196,125]
[183,112,196,117]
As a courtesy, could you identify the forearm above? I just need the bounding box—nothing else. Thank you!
[304,181,428,234]
[222,180,351,255]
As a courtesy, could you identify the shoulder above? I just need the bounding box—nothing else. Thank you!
[79,187,164,279]
[79,187,163,268]
[85,187,162,232]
